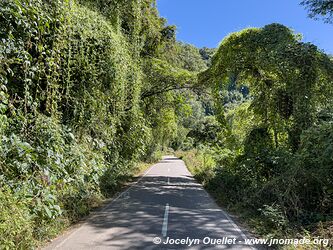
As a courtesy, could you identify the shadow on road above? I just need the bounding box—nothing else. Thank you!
[45,157,265,250]
[83,174,256,249]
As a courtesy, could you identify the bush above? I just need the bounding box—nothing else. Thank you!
[0,187,34,249]
[176,147,216,184]
[290,123,333,222]
[180,123,333,238]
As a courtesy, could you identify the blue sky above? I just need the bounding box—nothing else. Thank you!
[157,0,333,54]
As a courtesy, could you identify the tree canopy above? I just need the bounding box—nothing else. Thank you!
[301,0,333,23]
[201,23,333,149]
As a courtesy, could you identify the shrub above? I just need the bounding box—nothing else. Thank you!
[0,187,34,249]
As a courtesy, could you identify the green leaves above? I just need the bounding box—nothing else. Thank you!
[301,0,333,23]
[141,58,196,99]
[204,23,333,150]
[0,187,34,249]
[1,1,183,246]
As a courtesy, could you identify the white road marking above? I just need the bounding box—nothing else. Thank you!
[168,177,170,185]
[48,156,256,249]
[162,203,170,237]
[219,209,255,250]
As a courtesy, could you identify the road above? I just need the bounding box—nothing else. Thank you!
[44,156,259,249]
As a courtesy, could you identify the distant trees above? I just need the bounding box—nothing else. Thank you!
[199,47,216,67]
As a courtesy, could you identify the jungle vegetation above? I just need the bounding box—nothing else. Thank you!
[0,0,332,248]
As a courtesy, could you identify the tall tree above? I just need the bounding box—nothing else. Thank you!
[201,23,333,150]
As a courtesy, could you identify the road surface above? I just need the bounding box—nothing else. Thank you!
[44,156,259,249]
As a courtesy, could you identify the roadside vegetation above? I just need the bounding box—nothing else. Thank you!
[177,20,333,250]
[0,0,207,247]
[1,0,332,249]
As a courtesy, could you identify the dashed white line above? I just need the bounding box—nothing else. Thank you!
[162,203,170,237]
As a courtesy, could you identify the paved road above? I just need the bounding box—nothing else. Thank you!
[44,156,259,249]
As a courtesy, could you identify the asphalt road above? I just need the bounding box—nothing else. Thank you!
[44,156,259,250]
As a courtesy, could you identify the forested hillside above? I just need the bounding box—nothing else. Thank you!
[0,0,332,248]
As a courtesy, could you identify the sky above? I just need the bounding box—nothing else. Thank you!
[157,0,333,54]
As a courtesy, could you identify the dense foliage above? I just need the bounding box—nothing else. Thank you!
[180,23,333,242]
[0,0,210,247]
[1,0,332,248]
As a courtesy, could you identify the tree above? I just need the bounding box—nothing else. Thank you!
[301,0,333,23]
[201,23,333,150]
